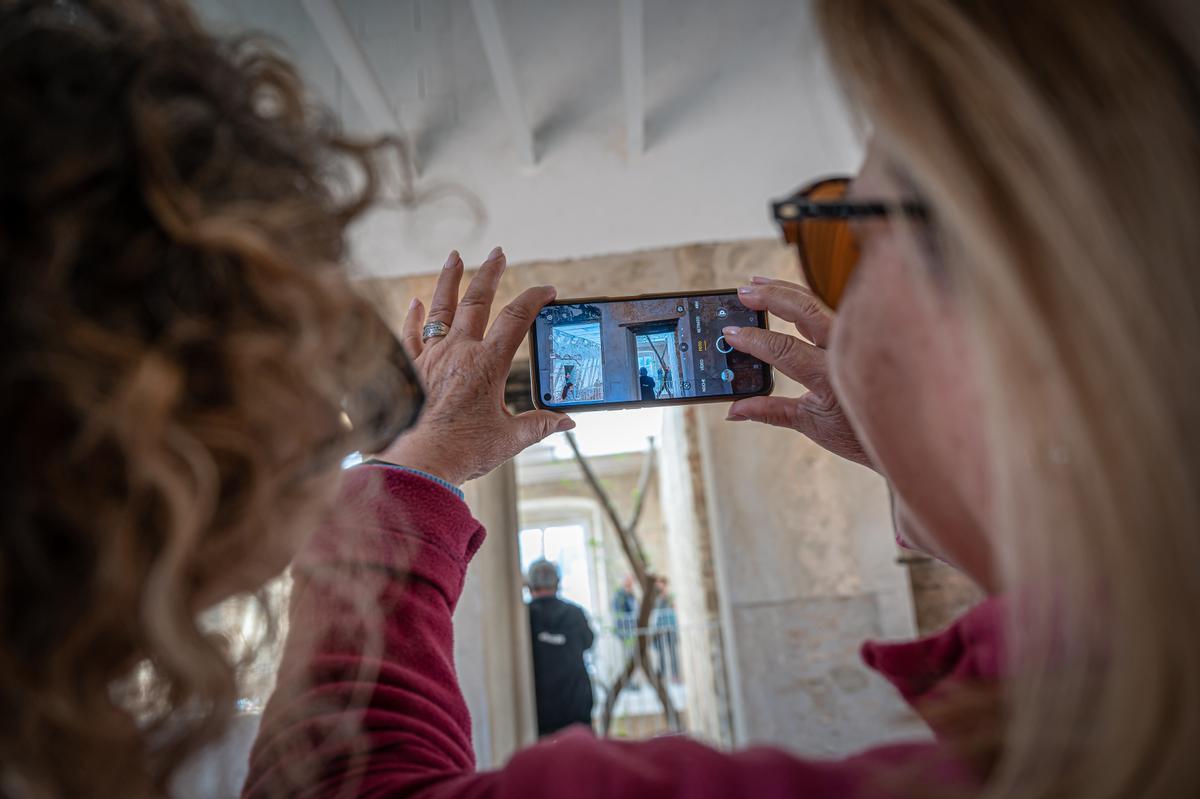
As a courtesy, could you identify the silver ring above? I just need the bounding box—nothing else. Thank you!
[422,320,451,342]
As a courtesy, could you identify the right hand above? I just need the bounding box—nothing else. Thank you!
[374,247,574,485]
[721,277,874,470]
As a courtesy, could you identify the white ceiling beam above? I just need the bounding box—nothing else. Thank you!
[299,0,403,136]
[469,0,536,166]
[619,0,644,158]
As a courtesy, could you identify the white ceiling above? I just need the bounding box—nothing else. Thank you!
[193,0,864,277]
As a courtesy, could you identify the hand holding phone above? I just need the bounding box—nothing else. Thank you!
[722,277,873,469]
[378,248,575,484]
[528,290,774,412]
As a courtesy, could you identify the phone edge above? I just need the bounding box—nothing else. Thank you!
[525,290,774,413]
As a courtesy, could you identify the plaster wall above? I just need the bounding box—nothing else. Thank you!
[693,397,927,754]
[658,405,735,746]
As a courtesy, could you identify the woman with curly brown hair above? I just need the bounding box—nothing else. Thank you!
[0,0,568,795]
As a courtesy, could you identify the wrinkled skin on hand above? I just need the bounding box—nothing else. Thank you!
[376,247,573,485]
[723,277,873,469]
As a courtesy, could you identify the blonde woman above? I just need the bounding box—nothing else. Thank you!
[245,1,1200,798]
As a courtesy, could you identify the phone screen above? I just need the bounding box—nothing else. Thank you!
[529,291,772,411]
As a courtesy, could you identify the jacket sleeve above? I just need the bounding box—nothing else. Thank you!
[577,607,595,651]
[242,464,962,799]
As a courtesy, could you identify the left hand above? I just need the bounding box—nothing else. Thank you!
[723,277,873,469]
[374,247,574,485]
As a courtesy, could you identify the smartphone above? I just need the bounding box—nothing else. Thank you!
[528,289,774,412]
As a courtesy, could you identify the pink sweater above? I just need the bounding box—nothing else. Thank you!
[243,465,1001,798]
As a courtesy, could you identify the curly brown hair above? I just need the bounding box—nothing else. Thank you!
[0,0,421,794]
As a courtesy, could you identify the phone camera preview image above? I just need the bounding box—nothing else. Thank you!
[531,292,771,411]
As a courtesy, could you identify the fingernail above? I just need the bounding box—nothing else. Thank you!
[488,245,504,261]
[751,276,772,285]
[555,417,576,432]
[542,285,558,299]
[444,250,460,268]
[408,296,420,310]
[722,326,741,337]
[726,413,747,422]
[737,285,756,294]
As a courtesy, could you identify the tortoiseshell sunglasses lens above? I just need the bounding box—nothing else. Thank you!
[777,178,860,310]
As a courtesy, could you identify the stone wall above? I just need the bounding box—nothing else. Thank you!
[363,240,787,363]
[691,395,927,754]
[906,556,986,636]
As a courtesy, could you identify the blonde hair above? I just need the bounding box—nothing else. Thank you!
[817,1,1200,797]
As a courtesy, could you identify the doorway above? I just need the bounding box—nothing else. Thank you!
[518,521,601,619]
[626,320,684,401]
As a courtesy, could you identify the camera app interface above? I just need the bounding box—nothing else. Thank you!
[534,293,768,408]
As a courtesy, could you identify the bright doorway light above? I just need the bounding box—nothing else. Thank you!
[547,407,664,459]
[519,523,596,617]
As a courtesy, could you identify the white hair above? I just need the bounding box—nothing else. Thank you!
[527,560,560,592]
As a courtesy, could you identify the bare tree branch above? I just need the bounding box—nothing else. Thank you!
[565,432,646,576]
[626,437,656,535]
[565,432,678,734]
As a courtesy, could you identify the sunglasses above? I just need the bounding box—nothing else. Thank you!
[771,176,928,310]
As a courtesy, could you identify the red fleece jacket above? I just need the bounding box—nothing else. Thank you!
[243,465,1000,798]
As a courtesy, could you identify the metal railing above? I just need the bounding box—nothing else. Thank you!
[581,615,723,738]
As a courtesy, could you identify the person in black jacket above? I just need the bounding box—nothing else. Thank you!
[638,367,656,402]
[526,560,595,736]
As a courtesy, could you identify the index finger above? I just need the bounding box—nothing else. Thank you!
[485,285,557,361]
[736,283,832,348]
[721,325,831,394]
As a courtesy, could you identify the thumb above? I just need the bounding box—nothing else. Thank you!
[511,410,576,449]
[727,395,808,431]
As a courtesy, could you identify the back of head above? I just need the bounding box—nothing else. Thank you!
[0,0,418,794]
[816,1,1200,796]
[528,560,561,594]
